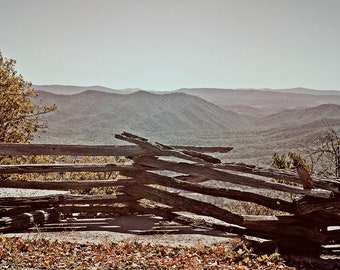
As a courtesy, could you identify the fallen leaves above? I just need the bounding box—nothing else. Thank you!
[0,236,295,269]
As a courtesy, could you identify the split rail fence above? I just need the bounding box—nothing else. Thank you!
[1,132,340,265]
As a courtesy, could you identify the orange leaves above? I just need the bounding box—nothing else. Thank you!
[15,237,26,251]
[0,237,295,269]
[0,51,56,144]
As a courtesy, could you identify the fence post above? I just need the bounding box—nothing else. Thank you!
[337,145,340,178]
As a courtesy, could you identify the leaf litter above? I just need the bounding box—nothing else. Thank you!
[0,235,296,269]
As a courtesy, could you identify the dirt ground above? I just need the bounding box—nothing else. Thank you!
[6,213,239,247]
[1,188,238,247]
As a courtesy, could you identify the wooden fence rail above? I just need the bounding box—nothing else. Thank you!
[1,132,340,267]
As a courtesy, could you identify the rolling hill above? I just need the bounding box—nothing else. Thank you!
[256,104,340,128]
[33,84,139,95]
[176,88,340,116]
[34,90,253,144]
[34,85,340,117]
[32,85,340,165]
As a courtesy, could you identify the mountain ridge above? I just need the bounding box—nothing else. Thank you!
[34,89,253,144]
[33,84,140,95]
[34,84,340,117]
[256,103,340,129]
[32,85,340,165]
[176,88,340,116]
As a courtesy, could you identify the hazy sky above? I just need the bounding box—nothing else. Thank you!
[1,0,340,91]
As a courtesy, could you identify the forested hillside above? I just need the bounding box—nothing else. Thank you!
[33,86,340,166]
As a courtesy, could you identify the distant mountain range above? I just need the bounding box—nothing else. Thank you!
[33,85,140,95]
[256,104,340,128]
[34,90,253,144]
[34,84,340,117]
[32,85,340,165]
[176,88,340,116]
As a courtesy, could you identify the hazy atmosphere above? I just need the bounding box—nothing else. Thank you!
[3,2,340,267]
[1,0,340,91]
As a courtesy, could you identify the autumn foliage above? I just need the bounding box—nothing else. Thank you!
[0,51,56,143]
[0,236,294,269]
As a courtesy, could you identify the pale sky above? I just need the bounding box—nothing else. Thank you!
[1,0,340,91]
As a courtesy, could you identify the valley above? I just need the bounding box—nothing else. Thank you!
[33,85,340,166]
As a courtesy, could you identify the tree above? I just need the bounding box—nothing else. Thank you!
[271,153,290,169]
[272,125,340,179]
[0,51,56,143]
[272,151,310,170]
[312,125,340,178]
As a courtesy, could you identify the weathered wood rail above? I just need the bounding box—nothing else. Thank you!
[1,132,340,267]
